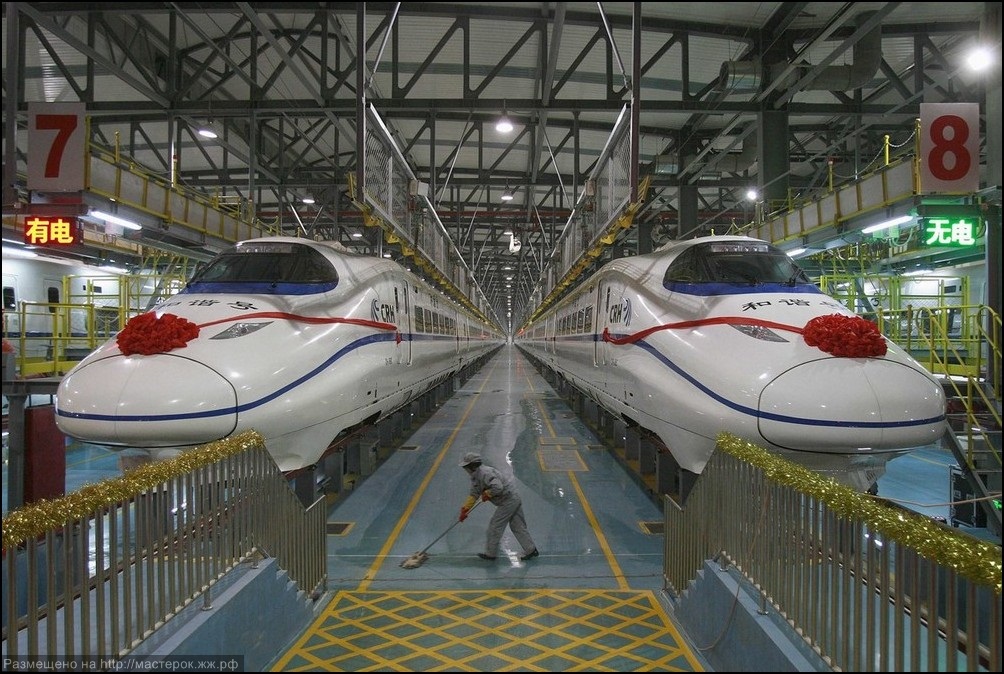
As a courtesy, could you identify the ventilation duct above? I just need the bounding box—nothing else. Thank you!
[718,11,881,94]
[720,60,762,93]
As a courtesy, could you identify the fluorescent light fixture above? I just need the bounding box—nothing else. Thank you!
[98,265,129,274]
[3,246,38,258]
[90,210,143,230]
[902,268,933,277]
[861,214,912,234]
[302,197,315,204]
[501,189,514,202]
[351,231,363,239]
[197,127,218,139]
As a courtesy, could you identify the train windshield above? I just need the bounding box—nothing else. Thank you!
[663,241,811,287]
[187,242,338,293]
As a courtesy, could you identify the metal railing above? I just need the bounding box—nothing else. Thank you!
[664,434,1002,672]
[2,431,326,659]
[875,303,1002,472]
[5,301,103,377]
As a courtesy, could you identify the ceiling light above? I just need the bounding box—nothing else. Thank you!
[197,127,218,139]
[745,188,759,201]
[90,210,142,230]
[496,105,514,133]
[302,196,315,204]
[966,46,992,72]
[862,215,912,234]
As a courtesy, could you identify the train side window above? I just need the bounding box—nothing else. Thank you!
[47,286,60,313]
[3,286,16,310]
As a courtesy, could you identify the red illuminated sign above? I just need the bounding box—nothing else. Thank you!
[28,102,86,192]
[920,102,980,193]
[24,216,81,246]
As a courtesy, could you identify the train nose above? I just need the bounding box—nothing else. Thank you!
[56,355,238,445]
[758,359,946,452]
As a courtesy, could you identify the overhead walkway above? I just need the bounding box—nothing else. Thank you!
[80,140,278,259]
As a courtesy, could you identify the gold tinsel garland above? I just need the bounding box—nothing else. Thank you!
[2,430,266,550]
[717,433,1002,594]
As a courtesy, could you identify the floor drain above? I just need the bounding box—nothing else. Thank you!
[327,522,352,535]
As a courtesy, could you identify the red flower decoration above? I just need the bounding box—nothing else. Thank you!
[116,312,200,356]
[802,313,887,358]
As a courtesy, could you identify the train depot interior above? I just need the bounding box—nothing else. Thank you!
[2,3,1002,672]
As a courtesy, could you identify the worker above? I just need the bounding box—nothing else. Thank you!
[458,451,539,561]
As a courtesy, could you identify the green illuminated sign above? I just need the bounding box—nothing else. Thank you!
[923,217,980,247]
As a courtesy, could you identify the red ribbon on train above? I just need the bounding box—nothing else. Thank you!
[602,313,886,358]
[117,311,401,356]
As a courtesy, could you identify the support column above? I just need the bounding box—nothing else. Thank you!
[759,111,790,208]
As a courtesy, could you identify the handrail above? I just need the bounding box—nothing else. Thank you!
[665,434,1002,672]
[914,306,1002,471]
[2,431,326,659]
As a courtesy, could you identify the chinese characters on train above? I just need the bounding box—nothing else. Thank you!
[742,299,845,312]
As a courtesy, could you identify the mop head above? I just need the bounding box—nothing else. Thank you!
[400,551,429,569]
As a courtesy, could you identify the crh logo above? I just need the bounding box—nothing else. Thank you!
[608,298,631,326]
[371,299,396,322]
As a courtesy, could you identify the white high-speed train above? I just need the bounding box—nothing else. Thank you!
[516,235,947,491]
[54,237,503,472]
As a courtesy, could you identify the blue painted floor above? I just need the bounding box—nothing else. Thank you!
[274,347,706,671]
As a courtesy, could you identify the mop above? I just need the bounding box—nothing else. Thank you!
[400,499,482,569]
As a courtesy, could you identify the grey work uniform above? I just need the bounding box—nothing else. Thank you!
[467,464,536,557]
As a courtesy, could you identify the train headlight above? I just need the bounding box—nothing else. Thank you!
[210,322,273,339]
[731,324,788,342]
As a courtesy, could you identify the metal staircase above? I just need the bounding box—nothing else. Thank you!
[923,306,1002,538]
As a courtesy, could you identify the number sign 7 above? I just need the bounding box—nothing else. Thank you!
[27,102,86,193]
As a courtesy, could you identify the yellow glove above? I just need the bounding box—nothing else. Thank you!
[462,495,476,510]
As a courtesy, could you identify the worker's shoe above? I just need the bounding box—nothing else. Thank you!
[477,553,497,560]
[520,549,539,561]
